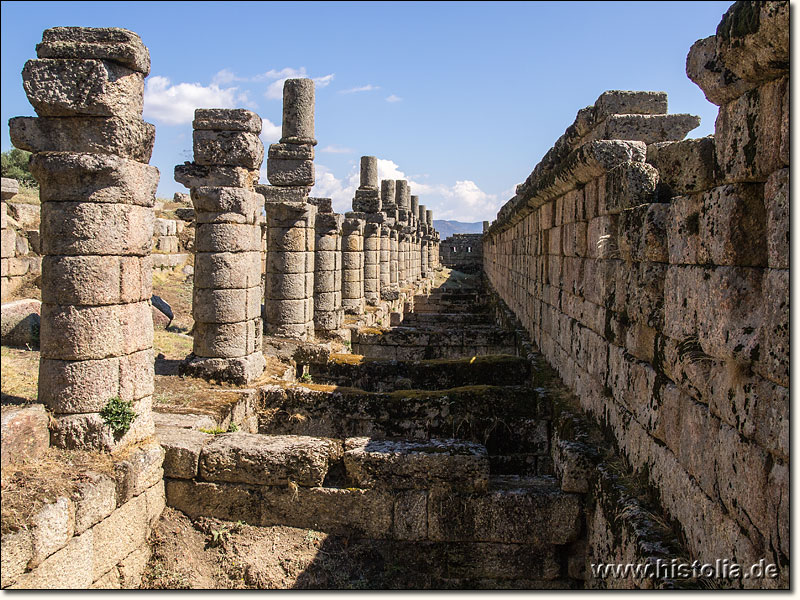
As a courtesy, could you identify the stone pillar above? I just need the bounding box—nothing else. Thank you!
[483,220,490,233]
[259,78,318,340]
[381,179,397,219]
[363,217,382,305]
[390,226,400,289]
[379,221,393,298]
[177,109,265,384]
[314,208,344,334]
[410,195,419,230]
[353,156,380,213]
[396,180,410,223]
[13,27,157,451]
[341,215,365,314]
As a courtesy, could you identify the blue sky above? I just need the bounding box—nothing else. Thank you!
[1,1,732,221]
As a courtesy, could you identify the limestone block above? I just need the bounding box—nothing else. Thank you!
[343,437,490,492]
[1,177,20,200]
[194,222,261,253]
[191,188,261,224]
[257,184,311,204]
[193,286,261,323]
[144,479,166,526]
[1,528,32,588]
[199,433,341,487]
[618,203,668,263]
[267,157,314,187]
[264,298,309,325]
[1,227,16,258]
[180,352,266,386]
[0,298,41,348]
[23,58,144,118]
[757,268,788,387]
[260,486,393,538]
[193,130,264,169]
[193,318,260,358]
[36,26,150,74]
[393,490,428,541]
[602,161,658,214]
[667,184,766,267]
[586,215,619,259]
[7,256,31,277]
[165,479,263,523]
[646,136,717,196]
[41,254,152,305]
[31,152,158,206]
[267,248,310,274]
[50,397,154,451]
[193,108,262,133]
[40,301,152,361]
[91,492,149,581]
[194,251,261,289]
[427,479,582,545]
[593,90,668,120]
[113,439,165,505]
[11,530,93,589]
[39,349,154,412]
[589,113,700,145]
[175,163,258,189]
[154,235,179,252]
[72,472,117,534]
[715,76,787,183]
[764,168,788,269]
[157,426,212,479]
[269,229,310,253]
[9,116,155,162]
[0,403,49,467]
[28,496,76,568]
[686,36,753,106]
[117,543,151,588]
[91,567,121,589]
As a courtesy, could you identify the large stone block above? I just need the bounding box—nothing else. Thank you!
[646,136,717,195]
[589,113,700,145]
[36,27,150,74]
[165,479,263,524]
[175,163,259,189]
[157,426,212,479]
[41,254,152,305]
[10,530,93,589]
[50,397,154,451]
[715,76,787,183]
[30,152,158,206]
[764,168,788,269]
[192,286,261,324]
[194,222,261,253]
[427,478,582,545]
[343,437,490,492]
[193,108,262,134]
[191,187,261,222]
[180,352,266,386]
[40,301,152,361]
[194,251,261,289]
[0,403,49,467]
[23,58,144,118]
[267,158,314,187]
[756,268,788,387]
[193,130,264,169]
[28,496,76,568]
[617,203,668,263]
[198,433,342,486]
[1,528,32,588]
[0,298,42,348]
[113,439,165,506]
[39,349,153,412]
[9,116,155,162]
[72,472,117,534]
[601,161,658,214]
[91,492,149,581]
[192,318,261,358]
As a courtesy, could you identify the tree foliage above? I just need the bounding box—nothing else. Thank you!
[1,149,37,187]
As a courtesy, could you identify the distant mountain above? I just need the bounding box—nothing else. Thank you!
[433,220,483,239]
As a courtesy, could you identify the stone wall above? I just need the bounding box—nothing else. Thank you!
[440,233,483,273]
[1,179,42,301]
[482,1,788,588]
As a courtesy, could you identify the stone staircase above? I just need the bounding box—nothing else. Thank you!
[155,275,586,588]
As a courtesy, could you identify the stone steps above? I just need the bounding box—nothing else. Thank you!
[257,383,549,456]
[401,312,493,326]
[308,353,531,391]
[352,326,518,360]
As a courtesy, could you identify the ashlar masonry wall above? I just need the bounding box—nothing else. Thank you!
[482,1,788,588]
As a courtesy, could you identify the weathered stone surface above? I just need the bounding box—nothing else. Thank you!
[1,177,20,200]
[194,223,261,253]
[0,403,49,467]
[193,108,262,134]
[193,287,261,324]
[192,318,261,358]
[36,26,150,74]
[198,433,342,486]
[647,136,717,195]
[49,397,154,452]
[194,251,261,289]
[602,161,658,213]
[267,142,314,160]
[30,152,158,206]
[344,437,490,492]
[40,301,152,361]
[180,352,266,386]
[28,496,76,568]
[39,350,153,412]
[715,76,787,183]
[9,116,155,162]
[427,477,582,545]
[41,255,152,305]
[116,543,151,588]
[11,530,93,589]
[193,130,264,169]
[686,36,753,106]
[0,298,41,348]
[764,167,788,269]
[175,163,259,189]
[113,438,165,505]
[91,491,149,581]
[191,186,261,221]
[157,426,212,479]
[1,528,33,588]
[256,184,310,203]
[589,113,700,145]
[165,478,263,524]
[23,58,144,118]
[280,78,316,145]
[267,157,314,187]
[359,155,378,188]
[72,472,117,534]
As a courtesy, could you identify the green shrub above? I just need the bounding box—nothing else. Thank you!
[99,397,137,436]
[1,149,37,188]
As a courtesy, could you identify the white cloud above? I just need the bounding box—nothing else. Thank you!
[320,145,354,154]
[143,75,246,125]
[385,94,403,103]
[339,84,380,94]
[311,164,360,214]
[264,69,334,100]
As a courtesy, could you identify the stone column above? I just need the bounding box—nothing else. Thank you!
[259,78,318,340]
[1,178,18,297]
[363,218,382,305]
[314,208,344,334]
[410,195,420,276]
[177,109,265,384]
[13,27,157,451]
[353,156,380,213]
[341,215,365,314]
[483,220,490,233]
[390,226,400,289]
[381,179,397,220]
[379,220,393,298]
